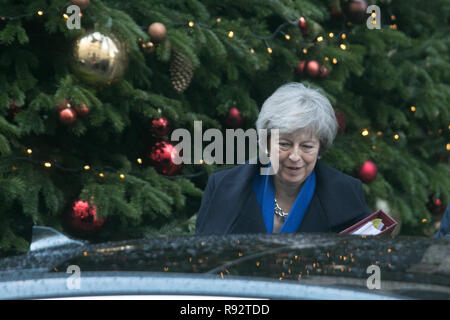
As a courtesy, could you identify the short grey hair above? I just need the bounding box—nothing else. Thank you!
[256,82,338,155]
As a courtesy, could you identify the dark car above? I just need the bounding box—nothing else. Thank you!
[0,226,449,299]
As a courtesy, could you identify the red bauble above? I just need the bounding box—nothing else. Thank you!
[9,101,22,117]
[427,197,446,216]
[150,117,170,139]
[344,0,368,24]
[319,65,329,78]
[296,60,306,75]
[56,98,71,112]
[71,0,90,9]
[358,160,377,183]
[59,108,77,124]
[334,109,347,134]
[149,141,183,176]
[225,107,244,129]
[298,17,307,36]
[67,200,105,233]
[305,60,320,78]
[74,103,90,117]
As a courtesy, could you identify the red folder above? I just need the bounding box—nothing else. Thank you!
[339,209,398,237]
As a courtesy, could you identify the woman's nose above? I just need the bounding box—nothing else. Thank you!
[288,147,302,161]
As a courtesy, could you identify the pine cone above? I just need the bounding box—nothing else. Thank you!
[170,51,194,93]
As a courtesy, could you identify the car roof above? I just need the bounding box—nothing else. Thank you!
[0,228,449,299]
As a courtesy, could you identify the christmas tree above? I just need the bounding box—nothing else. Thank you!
[0,0,449,257]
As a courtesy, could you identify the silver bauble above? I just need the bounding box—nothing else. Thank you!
[72,31,128,85]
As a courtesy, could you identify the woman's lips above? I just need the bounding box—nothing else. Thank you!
[286,166,302,173]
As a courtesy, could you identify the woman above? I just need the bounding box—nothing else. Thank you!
[434,204,450,238]
[196,83,370,235]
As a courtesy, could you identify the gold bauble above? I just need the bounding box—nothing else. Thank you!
[148,22,167,42]
[72,31,128,85]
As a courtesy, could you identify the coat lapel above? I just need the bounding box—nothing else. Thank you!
[228,187,267,233]
[297,161,331,232]
[297,192,331,232]
[225,162,267,234]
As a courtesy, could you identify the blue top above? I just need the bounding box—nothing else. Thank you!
[252,162,316,233]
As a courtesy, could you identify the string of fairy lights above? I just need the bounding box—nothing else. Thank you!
[1,5,353,61]
[155,16,353,59]
[4,151,207,180]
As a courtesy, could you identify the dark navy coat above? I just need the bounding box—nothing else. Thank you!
[196,159,371,235]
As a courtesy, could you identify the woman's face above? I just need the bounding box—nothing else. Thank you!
[269,130,320,186]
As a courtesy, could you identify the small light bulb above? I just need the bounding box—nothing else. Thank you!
[317,36,324,42]
[340,44,347,50]
[394,134,399,140]
[44,162,51,168]
[267,47,272,54]
[341,33,347,40]
[250,48,255,54]
[216,18,221,23]
[99,173,104,178]
[284,34,291,40]
[302,48,308,54]
[332,58,338,64]
[27,149,32,154]
[446,143,450,151]
[84,165,90,170]
[63,13,69,20]
[324,57,329,61]
[329,33,334,38]
[228,31,234,38]
[137,158,143,164]
[188,21,195,27]
[37,10,44,16]
[410,106,416,112]
[362,129,369,136]
[120,174,125,179]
